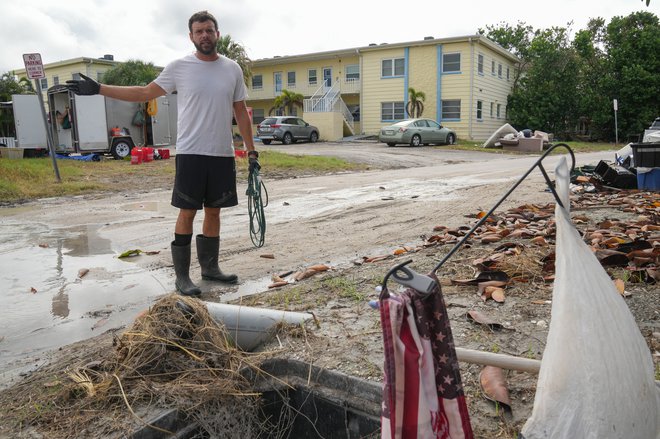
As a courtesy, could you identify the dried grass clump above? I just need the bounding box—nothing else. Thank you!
[3,294,270,438]
[494,246,548,284]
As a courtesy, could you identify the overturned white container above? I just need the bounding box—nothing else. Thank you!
[204,301,313,352]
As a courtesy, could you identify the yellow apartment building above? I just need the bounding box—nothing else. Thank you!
[250,35,518,141]
[13,35,517,142]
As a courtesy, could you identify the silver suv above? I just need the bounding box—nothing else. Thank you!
[256,116,320,145]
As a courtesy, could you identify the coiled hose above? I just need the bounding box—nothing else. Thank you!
[246,165,268,247]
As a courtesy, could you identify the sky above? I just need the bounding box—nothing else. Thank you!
[2,0,656,74]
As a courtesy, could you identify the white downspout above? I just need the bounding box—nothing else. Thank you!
[356,48,362,135]
[469,38,474,140]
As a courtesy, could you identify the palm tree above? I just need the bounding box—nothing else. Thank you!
[406,87,426,118]
[216,34,252,83]
[268,89,305,115]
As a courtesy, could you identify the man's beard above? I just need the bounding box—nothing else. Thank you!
[194,41,217,56]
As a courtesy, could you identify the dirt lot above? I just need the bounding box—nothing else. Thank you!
[0,143,657,438]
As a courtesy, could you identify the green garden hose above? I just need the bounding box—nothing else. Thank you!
[246,165,268,247]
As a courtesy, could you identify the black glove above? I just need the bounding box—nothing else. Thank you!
[65,73,100,95]
[248,150,260,173]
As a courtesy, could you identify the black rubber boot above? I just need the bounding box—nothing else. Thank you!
[196,235,238,284]
[171,242,201,296]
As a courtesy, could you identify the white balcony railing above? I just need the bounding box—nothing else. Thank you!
[342,78,360,93]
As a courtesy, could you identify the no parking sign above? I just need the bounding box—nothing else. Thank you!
[22,53,45,79]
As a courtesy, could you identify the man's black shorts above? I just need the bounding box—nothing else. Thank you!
[171,154,238,209]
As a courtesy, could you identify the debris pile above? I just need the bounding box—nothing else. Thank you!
[1,295,270,438]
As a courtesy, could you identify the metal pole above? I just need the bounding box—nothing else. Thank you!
[614,110,619,146]
[35,80,61,182]
[613,99,619,147]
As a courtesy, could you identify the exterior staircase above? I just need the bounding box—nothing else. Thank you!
[303,81,355,136]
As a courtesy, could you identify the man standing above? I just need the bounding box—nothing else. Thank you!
[67,10,258,296]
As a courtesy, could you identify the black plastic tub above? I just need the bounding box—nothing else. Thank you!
[131,358,382,439]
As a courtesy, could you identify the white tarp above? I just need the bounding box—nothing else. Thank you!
[521,158,660,439]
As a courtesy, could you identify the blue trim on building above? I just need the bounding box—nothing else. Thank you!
[404,47,409,118]
[436,45,442,122]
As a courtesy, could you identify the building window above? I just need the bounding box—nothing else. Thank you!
[507,67,510,81]
[53,76,59,86]
[381,58,405,78]
[39,77,48,89]
[442,52,461,73]
[97,72,104,82]
[441,99,461,120]
[345,64,359,81]
[477,54,484,75]
[253,108,265,124]
[252,75,263,89]
[287,71,296,87]
[72,73,81,80]
[381,101,405,121]
[497,104,501,119]
[491,60,496,75]
[498,64,502,78]
[308,69,317,85]
[477,101,483,120]
[490,102,494,118]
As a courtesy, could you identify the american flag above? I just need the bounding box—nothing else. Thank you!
[379,275,473,439]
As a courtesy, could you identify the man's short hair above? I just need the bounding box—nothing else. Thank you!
[188,10,218,32]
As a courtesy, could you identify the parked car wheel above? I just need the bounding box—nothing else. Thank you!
[262,139,272,145]
[282,132,293,145]
[387,142,396,147]
[410,134,422,147]
[111,138,133,160]
[309,131,319,143]
[446,133,456,145]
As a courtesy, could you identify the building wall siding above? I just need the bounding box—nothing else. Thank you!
[361,47,406,135]
[249,56,359,100]
[407,45,437,121]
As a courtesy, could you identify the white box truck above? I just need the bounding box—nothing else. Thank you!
[0,87,177,159]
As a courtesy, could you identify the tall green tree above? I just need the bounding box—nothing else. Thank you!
[572,18,610,139]
[497,25,581,136]
[216,34,252,83]
[599,11,660,140]
[102,60,159,86]
[406,87,426,118]
[269,89,304,115]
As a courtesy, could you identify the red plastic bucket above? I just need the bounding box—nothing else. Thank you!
[144,147,154,162]
[158,148,170,159]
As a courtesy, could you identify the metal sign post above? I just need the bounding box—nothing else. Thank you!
[613,99,619,147]
[22,53,61,182]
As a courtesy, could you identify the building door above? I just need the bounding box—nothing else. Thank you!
[274,72,282,94]
[323,68,332,90]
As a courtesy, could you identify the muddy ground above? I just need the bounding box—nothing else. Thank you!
[0,143,657,438]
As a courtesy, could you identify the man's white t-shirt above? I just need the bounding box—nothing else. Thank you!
[155,53,247,157]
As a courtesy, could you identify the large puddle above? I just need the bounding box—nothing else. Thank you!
[0,222,170,383]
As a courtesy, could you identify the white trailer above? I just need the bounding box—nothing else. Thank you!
[1,88,177,159]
